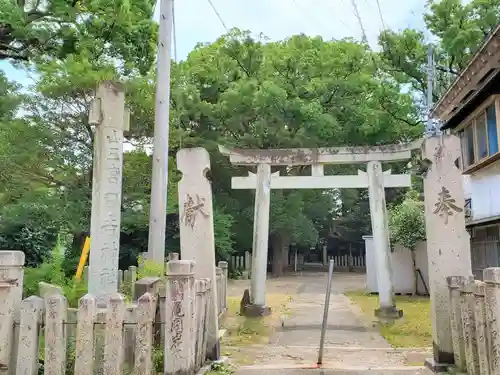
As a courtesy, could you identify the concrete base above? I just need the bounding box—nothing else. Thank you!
[241,304,272,317]
[374,306,403,321]
[424,358,450,373]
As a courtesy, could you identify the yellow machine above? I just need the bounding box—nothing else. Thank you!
[75,236,91,280]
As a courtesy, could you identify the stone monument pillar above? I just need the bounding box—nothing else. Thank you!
[422,135,473,370]
[176,147,220,360]
[88,81,129,305]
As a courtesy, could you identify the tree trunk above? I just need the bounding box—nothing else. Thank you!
[281,236,290,273]
[271,233,290,277]
[411,250,418,296]
[271,234,284,277]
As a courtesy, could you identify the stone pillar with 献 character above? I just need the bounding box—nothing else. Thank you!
[176,147,220,360]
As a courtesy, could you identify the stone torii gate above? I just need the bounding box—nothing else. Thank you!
[220,142,420,318]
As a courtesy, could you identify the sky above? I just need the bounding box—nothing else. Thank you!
[0,0,428,86]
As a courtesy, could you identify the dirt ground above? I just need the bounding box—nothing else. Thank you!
[222,272,432,373]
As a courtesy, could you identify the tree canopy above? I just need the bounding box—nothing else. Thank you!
[9,0,493,276]
[379,0,500,103]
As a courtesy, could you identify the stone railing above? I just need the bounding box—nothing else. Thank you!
[329,255,366,269]
[0,251,228,375]
[447,268,500,374]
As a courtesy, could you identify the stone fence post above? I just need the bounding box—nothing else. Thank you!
[447,275,467,371]
[0,251,25,375]
[215,267,222,316]
[459,278,479,375]
[484,268,500,375]
[472,280,490,375]
[165,260,195,375]
[218,261,228,311]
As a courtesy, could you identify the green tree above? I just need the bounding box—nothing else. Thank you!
[0,0,157,73]
[389,190,426,295]
[171,30,423,275]
[379,0,500,102]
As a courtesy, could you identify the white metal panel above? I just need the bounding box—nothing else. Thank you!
[470,160,500,220]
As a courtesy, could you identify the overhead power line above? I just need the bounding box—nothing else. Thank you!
[375,0,386,30]
[350,0,368,44]
[207,0,229,33]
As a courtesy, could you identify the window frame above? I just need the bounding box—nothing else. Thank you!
[455,95,500,174]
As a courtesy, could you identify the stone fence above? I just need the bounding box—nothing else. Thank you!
[0,251,228,375]
[329,255,366,270]
[446,268,500,374]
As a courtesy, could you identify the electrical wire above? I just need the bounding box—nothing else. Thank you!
[375,0,386,30]
[349,0,368,44]
[207,0,229,33]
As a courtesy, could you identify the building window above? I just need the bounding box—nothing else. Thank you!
[476,113,488,159]
[465,125,476,167]
[487,104,499,154]
[458,97,500,171]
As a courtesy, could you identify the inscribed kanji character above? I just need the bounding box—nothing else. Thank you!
[433,186,463,224]
[180,193,209,229]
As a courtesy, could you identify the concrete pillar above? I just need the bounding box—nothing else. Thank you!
[366,161,400,319]
[484,267,500,375]
[176,148,220,359]
[165,260,195,375]
[88,81,129,305]
[322,245,327,266]
[422,135,473,370]
[249,163,271,315]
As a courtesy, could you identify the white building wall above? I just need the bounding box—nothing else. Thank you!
[469,160,500,220]
[364,236,429,294]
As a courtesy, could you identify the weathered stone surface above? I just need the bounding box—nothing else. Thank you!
[219,261,228,311]
[88,81,127,305]
[484,267,500,375]
[133,276,162,301]
[103,293,125,375]
[472,281,490,375]
[447,275,467,371]
[0,251,25,374]
[165,260,195,375]
[16,296,43,375]
[134,293,155,375]
[44,294,68,375]
[177,148,220,360]
[459,279,479,375]
[422,136,472,365]
[39,282,63,298]
[74,294,97,375]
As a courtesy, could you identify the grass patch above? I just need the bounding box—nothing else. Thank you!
[345,291,432,348]
[220,293,293,365]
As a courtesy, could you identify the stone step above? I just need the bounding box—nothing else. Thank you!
[234,365,432,375]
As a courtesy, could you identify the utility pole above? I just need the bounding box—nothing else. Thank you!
[426,44,435,135]
[147,0,174,263]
